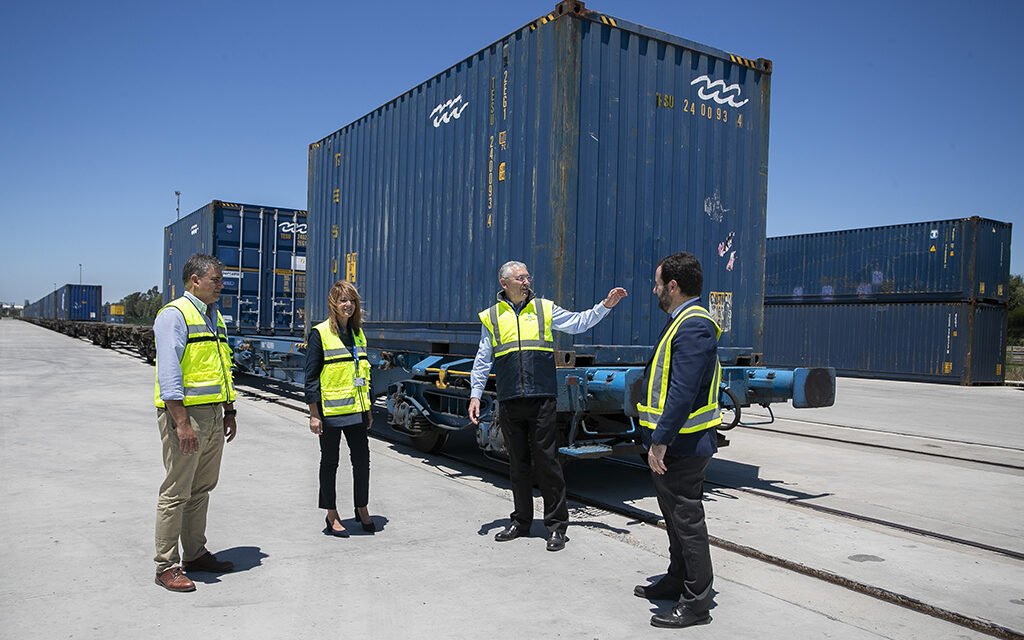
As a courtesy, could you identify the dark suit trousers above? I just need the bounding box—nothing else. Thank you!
[318,418,370,510]
[500,397,568,533]
[651,454,714,613]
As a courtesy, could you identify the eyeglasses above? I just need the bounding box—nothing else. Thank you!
[509,275,533,283]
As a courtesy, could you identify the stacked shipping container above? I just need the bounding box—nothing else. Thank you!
[763,217,1012,384]
[163,201,307,335]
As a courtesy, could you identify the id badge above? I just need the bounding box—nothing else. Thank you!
[354,377,367,387]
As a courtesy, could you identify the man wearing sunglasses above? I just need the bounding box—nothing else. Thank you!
[469,261,627,551]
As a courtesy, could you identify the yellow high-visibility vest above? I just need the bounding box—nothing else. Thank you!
[478,297,555,357]
[313,319,371,417]
[636,304,722,434]
[154,297,236,408]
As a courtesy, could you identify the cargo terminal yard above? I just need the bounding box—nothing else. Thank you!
[2,2,1020,639]
[2,318,1022,639]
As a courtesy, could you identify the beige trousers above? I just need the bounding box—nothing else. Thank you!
[154,404,225,573]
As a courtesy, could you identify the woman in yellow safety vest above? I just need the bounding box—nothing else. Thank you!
[304,280,376,537]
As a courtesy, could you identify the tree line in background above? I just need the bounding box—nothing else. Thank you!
[117,286,163,325]
[1009,274,1024,345]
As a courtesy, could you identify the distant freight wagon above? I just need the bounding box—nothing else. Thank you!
[23,284,102,322]
[295,1,835,456]
[163,200,307,335]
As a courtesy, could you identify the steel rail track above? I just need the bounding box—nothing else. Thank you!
[737,417,1024,471]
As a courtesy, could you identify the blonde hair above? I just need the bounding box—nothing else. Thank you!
[326,280,362,335]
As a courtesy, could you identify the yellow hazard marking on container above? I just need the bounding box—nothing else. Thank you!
[498,161,506,181]
[332,257,337,274]
[929,245,936,253]
[943,361,952,374]
[998,284,1004,296]
[979,282,986,294]
[346,252,358,283]
[332,188,340,203]
[599,15,617,27]
[335,153,341,166]
[274,269,297,276]
[530,12,557,30]
[331,224,338,239]
[952,330,957,337]
[729,54,758,69]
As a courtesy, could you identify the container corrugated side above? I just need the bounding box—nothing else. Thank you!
[762,302,1006,385]
[307,3,771,365]
[25,284,101,322]
[163,201,307,335]
[765,217,1012,304]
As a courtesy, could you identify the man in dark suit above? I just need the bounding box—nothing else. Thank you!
[635,252,722,628]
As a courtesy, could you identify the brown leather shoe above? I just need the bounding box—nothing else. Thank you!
[155,567,196,592]
[183,551,234,574]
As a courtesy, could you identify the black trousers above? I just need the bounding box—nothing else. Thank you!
[318,418,370,510]
[500,397,568,533]
[651,455,714,613]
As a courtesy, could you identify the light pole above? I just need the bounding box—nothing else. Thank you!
[175,191,181,220]
[79,263,82,284]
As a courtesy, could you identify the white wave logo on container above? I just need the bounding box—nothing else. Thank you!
[690,75,748,108]
[430,95,469,127]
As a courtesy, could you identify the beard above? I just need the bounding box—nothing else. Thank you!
[657,288,673,312]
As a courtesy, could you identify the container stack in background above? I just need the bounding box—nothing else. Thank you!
[163,200,307,336]
[762,217,1012,385]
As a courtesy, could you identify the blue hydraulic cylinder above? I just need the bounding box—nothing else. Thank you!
[723,366,836,408]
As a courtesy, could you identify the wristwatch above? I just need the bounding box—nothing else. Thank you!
[224,408,237,417]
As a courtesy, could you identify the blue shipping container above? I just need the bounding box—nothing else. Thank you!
[763,302,1007,385]
[24,284,103,322]
[766,217,1012,304]
[163,200,307,335]
[308,1,772,365]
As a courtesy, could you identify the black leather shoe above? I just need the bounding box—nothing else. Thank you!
[182,551,234,574]
[634,581,682,600]
[494,522,529,542]
[546,530,568,552]
[650,606,711,629]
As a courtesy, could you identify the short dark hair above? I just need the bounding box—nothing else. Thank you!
[182,254,224,285]
[658,252,703,297]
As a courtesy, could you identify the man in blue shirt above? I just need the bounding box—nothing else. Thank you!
[635,252,719,628]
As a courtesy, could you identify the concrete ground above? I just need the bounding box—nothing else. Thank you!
[0,319,1009,639]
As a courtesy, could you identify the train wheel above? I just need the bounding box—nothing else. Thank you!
[718,386,741,431]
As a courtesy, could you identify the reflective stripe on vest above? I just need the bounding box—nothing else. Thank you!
[636,305,723,434]
[154,297,236,408]
[314,319,371,417]
[478,297,555,358]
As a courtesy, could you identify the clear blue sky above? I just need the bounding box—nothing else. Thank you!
[2,0,1021,304]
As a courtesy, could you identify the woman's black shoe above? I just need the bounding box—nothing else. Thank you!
[324,515,350,538]
[354,508,376,532]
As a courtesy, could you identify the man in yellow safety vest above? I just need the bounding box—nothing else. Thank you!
[635,252,721,628]
[152,254,238,592]
[469,260,627,552]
